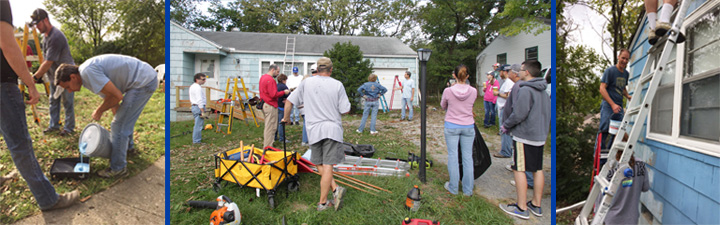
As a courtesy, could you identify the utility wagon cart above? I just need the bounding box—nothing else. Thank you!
[213,145,300,209]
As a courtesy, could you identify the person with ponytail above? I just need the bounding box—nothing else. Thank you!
[440,64,477,196]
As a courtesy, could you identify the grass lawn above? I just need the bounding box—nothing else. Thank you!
[170,101,513,224]
[0,84,165,223]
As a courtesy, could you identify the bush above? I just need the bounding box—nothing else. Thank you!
[323,42,374,113]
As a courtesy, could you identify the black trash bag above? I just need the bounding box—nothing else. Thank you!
[341,142,375,158]
[458,123,492,179]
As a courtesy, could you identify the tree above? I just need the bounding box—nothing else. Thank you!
[494,0,551,36]
[44,0,121,62]
[323,42,374,112]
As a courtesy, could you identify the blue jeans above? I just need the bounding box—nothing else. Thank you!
[291,105,300,123]
[444,127,475,196]
[276,108,286,141]
[48,82,75,132]
[301,115,308,144]
[0,83,59,209]
[358,100,379,132]
[598,101,624,150]
[110,79,157,171]
[483,101,496,126]
[401,97,413,120]
[191,105,203,143]
[498,107,513,157]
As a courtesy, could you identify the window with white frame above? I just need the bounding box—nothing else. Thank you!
[525,46,538,61]
[497,53,507,65]
[681,7,719,142]
[650,46,676,135]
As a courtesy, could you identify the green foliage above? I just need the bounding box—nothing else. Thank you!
[495,0,552,36]
[322,42,373,113]
[43,0,165,66]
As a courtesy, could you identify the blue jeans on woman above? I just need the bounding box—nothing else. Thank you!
[0,83,59,209]
[358,100,379,132]
[191,105,203,143]
[276,108,286,141]
[483,101,496,127]
[444,127,475,196]
[110,79,157,171]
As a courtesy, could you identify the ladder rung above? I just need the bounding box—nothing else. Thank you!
[217,123,229,126]
[613,142,627,150]
[626,105,641,115]
[640,71,655,84]
[594,175,610,190]
[219,113,231,116]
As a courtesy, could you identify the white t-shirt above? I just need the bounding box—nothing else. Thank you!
[286,75,350,145]
[287,74,303,89]
[189,82,206,108]
[496,78,515,109]
[79,54,156,97]
[402,78,415,99]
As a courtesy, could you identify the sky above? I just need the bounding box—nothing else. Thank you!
[563,3,612,60]
[9,0,61,29]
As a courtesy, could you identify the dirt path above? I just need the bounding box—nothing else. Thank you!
[345,106,552,225]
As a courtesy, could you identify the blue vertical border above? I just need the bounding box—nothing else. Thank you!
[551,0,557,224]
[164,0,170,224]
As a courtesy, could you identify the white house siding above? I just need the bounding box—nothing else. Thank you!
[475,26,551,95]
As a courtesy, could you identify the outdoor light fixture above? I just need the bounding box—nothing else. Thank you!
[417,48,431,183]
[417,48,431,62]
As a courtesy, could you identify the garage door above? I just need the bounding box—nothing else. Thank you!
[374,68,412,110]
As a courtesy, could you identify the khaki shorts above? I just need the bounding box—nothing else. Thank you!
[310,138,344,165]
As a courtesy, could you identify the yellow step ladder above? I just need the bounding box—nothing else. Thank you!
[15,23,47,125]
[216,76,259,134]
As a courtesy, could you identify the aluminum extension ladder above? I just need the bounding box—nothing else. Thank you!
[282,36,296,75]
[575,1,690,224]
[333,155,411,177]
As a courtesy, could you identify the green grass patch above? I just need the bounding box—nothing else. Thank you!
[0,85,165,223]
[170,107,512,224]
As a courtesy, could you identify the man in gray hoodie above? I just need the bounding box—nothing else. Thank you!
[498,60,550,219]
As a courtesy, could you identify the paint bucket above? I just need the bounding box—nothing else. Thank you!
[609,119,621,135]
[79,123,112,158]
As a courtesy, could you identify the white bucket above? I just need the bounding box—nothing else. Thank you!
[79,123,112,158]
[609,120,622,135]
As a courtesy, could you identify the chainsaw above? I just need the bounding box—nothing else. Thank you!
[188,195,241,225]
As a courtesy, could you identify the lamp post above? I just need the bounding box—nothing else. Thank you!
[417,48,431,183]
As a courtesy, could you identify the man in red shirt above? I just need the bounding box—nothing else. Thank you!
[259,64,290,148]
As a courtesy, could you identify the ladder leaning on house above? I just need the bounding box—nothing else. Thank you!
[574,1,691,225]
[282,36,296,75]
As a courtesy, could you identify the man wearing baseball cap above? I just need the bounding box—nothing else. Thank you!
[287,66,303,125]
[30,8,76,136]
[282,57,350,211]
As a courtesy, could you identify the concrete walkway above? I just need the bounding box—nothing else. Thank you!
[14,157,165,224]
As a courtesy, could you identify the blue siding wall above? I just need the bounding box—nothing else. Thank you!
[627,1,719,223]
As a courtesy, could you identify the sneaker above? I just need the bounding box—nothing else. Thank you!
[505,165,513,172]
[42,190,80,211]
[526,201,542,217]
[499,203,530,220]
[97,167,128,178]
[356,129,362,134]
[317,199,334,211]
[648,29,659,45]
[655,22,671,37]
[301,142,309,146]
[43,127,59,134]
[493,153,510,158]
[510,180,534,189]
[127,147,139,156]
[59,129,74,136]
[370,131,378,135]
[444,181,456,195]
[332,186,347,211]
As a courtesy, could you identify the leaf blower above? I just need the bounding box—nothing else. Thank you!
[188,195,241,225]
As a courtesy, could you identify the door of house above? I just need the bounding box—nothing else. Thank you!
[195,55,220,100]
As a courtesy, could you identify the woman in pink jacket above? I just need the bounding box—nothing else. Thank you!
[441,65,477,196]
[483,71,499,127]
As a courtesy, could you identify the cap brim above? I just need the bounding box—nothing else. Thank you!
[52,86,64,99]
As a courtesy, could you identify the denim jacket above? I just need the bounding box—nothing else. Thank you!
[357,81,387,101]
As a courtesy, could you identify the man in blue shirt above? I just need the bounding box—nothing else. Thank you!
[356,74,387,134]
[55,54,158,178]
[599,49,633,151]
